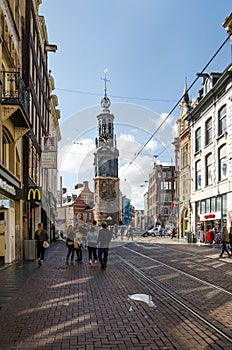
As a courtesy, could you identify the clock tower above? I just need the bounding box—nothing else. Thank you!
[93,72,120,225]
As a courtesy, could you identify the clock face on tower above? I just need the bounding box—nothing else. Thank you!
[100,134,110,144]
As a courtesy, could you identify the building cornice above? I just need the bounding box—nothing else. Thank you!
[187,63,232,121]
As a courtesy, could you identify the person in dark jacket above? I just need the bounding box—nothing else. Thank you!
[96,222,113,269]
[229,225,232,255]
[66,225,76,264]
[35,223,48,267]
[219,225,231,258]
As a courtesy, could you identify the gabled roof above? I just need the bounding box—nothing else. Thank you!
[62,187,84,206]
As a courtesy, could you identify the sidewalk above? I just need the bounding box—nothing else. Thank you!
[0,242,59,307]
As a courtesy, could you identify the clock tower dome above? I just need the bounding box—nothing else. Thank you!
[93,71,120,225]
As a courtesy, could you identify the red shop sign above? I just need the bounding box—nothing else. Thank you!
[204,213,215,220]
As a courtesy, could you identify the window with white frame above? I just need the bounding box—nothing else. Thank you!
[195,160,202,190]
[181,143,188,168]
[218,144,227,181]
[182,173,188,198]
[205,153,213,186]
[205,117,212,146]
[218,105,227,136]
[161,181,171,190]
[82,195,89,204]
[195,127,201,153]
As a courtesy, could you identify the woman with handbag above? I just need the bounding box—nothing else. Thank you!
[35,223,49,267]
[66,225,75,264]
[219,225,231,258]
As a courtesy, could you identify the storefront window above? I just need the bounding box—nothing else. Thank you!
[216,197,221,212]
[196,201,200,215]
[211,197,216,212]
[201,201,205,214]
[205,199,210,213]
[222,194,227,223]
[0,195,14,209]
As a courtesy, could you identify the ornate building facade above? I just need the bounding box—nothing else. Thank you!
[0,0,60,264]
[0,0,29,264]
[22,0,60,241]
[174,84,192,238]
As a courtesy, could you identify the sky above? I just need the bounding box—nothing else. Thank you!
[40,1,232,209]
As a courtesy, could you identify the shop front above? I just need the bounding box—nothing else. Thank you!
[197,211,221,243]
[0,174,21,265]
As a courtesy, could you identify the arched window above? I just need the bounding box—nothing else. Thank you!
[205,117,212,146]
[218,144,227,181]
[195,160,201,190]
[218,105,227,136]
[195,127,201,153]
[205,153,213,186]
[2,128,13,170]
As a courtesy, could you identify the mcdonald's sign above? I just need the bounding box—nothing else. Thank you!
[27,187,42,202]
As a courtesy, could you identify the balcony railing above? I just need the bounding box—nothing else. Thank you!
[1,71,29,119]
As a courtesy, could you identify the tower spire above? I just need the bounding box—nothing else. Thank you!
[100,68,111,110]
[101,68,110,97]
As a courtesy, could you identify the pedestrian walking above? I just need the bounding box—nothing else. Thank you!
[229,225,232,254]
[73,229,83,263]
[66,225,75,264]
[114,224,118,239]
[120,225,125,241]
[157,223,162,237]
[96,222,113,269]
[127,225,134,240]
[87,220,99,265]
[219,225,231,258]
[171,227,177,239]
[35,223,49,267]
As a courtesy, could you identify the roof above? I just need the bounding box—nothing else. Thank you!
[62,187,84,206]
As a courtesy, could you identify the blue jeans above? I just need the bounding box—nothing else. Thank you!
[98,248,109,268]
[66,244,74,262]
[37,241,45,260]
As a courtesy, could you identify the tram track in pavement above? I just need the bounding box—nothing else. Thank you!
[124,245,232,296]
[112,243,232,348]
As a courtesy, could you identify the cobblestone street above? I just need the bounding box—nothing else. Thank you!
[0,238,231,349]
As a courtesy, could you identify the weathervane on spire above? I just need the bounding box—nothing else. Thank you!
[101,68,111,95]
[100,68,111,109]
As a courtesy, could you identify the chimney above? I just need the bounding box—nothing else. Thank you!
[75,183,83,189]
[83,181,89,188]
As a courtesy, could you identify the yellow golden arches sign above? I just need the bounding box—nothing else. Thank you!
[27,187,42,202]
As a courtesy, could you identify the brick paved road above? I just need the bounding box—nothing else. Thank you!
[0,238,231,350]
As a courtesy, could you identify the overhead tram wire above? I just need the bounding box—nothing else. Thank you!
[121,34,231,177]
[55,88,176,103]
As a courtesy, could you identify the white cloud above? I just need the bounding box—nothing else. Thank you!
[59,138,95,174]
[58,102,176,208]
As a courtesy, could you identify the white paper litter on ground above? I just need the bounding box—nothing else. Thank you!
[128,294,156,307]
